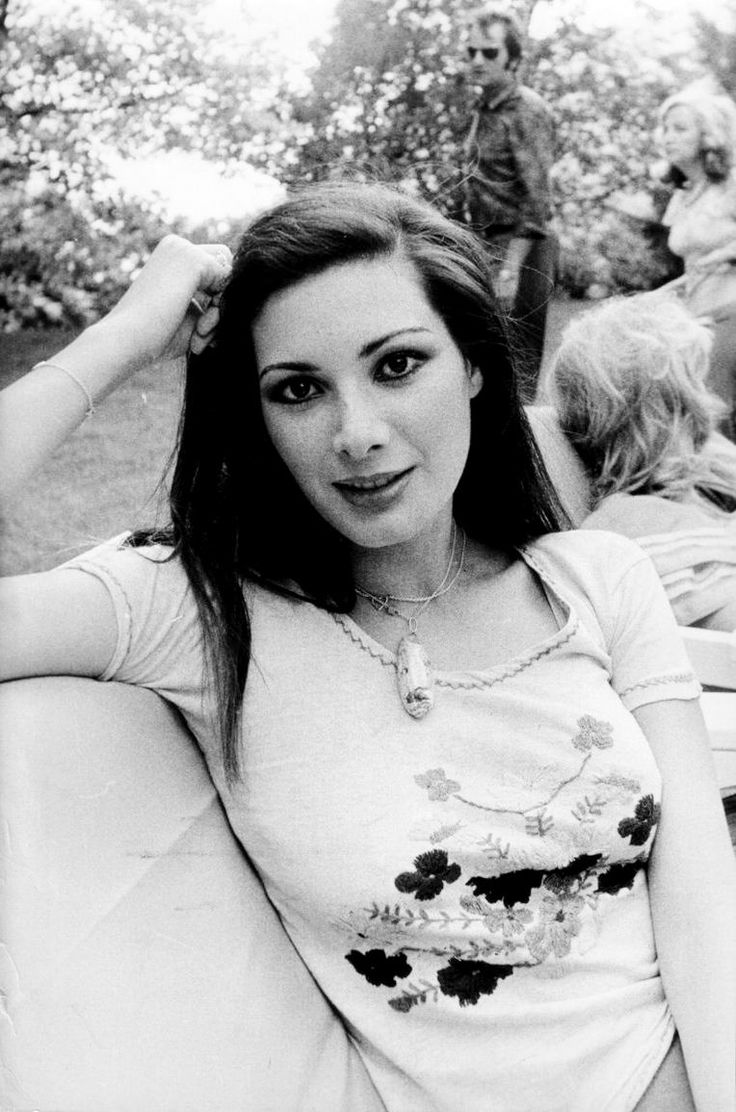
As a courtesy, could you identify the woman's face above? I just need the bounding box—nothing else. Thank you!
[254,254,483,552]
[661,105,703,173]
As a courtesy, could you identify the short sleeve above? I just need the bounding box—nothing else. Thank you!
[59,536,210,728]
[605,546,702,711]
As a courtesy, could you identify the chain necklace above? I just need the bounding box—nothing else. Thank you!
[354,525,467,720]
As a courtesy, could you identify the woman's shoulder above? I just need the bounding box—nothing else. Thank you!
[524,528,649,584]
[527,526,645,560]
[61,532,191,601]
[522,530,659,643]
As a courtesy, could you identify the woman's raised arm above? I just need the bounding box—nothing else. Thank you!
[0,235,231,509]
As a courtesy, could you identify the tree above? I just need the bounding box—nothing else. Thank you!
[692,9,736,100]
[0,0,288,328]
[286,0,699,294]
[287,0,471,212]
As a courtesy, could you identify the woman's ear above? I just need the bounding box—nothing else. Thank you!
[467,362,483,399]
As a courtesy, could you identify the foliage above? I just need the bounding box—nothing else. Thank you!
[0,0,288,328]
[285,0,471,212]
[4,0,730,328]
[285,0,700,296]
[692,9,736,100]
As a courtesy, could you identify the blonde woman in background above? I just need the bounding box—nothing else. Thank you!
[655,86,736,436]
[544,294,736,631]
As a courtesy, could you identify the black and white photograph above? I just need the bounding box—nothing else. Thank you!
[1,1,735,1109]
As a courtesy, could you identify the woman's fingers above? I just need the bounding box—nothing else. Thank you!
[105,236,234,364]
[189,295,223,355]
[197,244,234,293]
[185,244,232,354]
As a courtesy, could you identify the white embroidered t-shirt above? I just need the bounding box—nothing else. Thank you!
[64,530,701,1112]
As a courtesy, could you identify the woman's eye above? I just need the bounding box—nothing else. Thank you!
[377,351,425,381]
[272,377,319,404]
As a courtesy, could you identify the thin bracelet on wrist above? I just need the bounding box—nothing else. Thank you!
[33,360,96,419]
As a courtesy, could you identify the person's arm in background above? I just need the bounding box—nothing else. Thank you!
[506,90,555,240]
[635,697,736,1111]
[496,91,555,300]
[0,235,231,509]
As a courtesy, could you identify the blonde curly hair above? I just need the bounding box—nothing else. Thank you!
[658,89,736,182]
[543,294,736,514]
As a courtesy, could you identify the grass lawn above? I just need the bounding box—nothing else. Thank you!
[0,330,183,575]
[0,296,589,575]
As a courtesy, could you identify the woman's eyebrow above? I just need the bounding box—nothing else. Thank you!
[360,327,432,357]
[259,327,433,380]
[259,360,315,379]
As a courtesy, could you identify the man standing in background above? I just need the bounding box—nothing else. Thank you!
[463,5,557,399]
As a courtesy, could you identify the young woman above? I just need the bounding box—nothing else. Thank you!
[543,293,736,632]
[1,183,734,1112]
[656,87,736,435]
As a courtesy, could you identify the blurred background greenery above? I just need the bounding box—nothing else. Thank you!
[2,0,735,332]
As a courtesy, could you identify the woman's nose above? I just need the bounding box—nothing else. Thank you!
[332,391,389,459]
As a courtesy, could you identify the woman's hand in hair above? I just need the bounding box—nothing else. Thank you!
[102,235,233,367]
[0,236,232,508]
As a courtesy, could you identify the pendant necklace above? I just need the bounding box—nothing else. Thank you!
[354,524,467,720]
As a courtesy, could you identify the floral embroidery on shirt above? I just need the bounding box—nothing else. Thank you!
[572,715,614,752]
[596,859,641,895]
[412,714,616,822]
[466,867,545,907]
[388,981,441,1012]
[436,958,515,1006]
[414,768,461,801]
[475,903,534,938]
[343,714,659,1016]
[395,849,462,901]
[526,892,585,960]
[571,795,608,823]
[346,948,413,986]
[525,810,555,836]
[479,833,511,860]
[345,848,649,1011]
[430,820,464,845]
[618,795,661,846]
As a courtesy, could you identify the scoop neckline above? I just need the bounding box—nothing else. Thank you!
[331,543,579,685]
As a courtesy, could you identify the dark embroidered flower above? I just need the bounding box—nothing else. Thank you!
[466,868,545,907]
[526,894,585,961]
[395,849,462,901]
[597,860,641,895]
[345,948,412,987]
[543,853,603,896]
[414,768,461,801]
[572,714,614,752]
[437,958,514,1006]
[618,795,661,846]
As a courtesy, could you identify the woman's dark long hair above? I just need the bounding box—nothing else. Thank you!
[139,182,568,779]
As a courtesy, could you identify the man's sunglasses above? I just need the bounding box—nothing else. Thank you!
[466,46,500,61]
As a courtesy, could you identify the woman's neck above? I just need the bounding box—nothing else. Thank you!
[682,162,708,189]
[350,515,459,599]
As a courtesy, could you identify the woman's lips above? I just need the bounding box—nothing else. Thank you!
[333,468,413,507]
